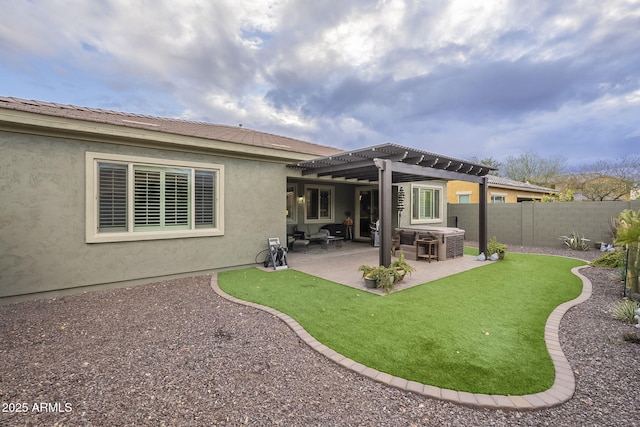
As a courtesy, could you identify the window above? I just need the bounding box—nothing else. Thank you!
[457,193,471,204]
[286,184,297,222]
[304,184,334,223]
[411,184,442,223]
[491,194,506,203]
[87,152,223,242]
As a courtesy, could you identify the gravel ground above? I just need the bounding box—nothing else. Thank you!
[1,246,639,426]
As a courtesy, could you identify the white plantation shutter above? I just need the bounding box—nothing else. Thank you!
[411,186,441,221]
[134,169,161,227]
[424,188,433,217]
[98,163,127,231]
[165,170,189,226]
[195,170,215,227]
[93,156,221,239]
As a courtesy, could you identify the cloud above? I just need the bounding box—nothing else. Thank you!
[0,0,639,164]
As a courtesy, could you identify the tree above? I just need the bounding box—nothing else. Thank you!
[568,156,640,201]
[501,150,566,187]
[468,156,502,174]
[540,189,574,202]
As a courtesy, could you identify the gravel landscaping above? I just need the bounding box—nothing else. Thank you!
[1,246,639,426]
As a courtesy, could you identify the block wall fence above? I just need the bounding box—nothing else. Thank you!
[448,201,640,248]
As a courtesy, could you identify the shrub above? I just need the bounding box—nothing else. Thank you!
[590,250,625,268]
[560,232,591,251]
[487,236,507,256]
[611,299,640,323]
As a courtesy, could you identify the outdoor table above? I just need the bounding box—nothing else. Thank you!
[416,238,438,262]
[322,236,344,249]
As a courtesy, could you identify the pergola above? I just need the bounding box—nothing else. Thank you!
[289,143,494,267]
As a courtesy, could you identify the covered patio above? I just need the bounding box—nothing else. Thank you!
[288,143,495,267]
[264,241,491,295]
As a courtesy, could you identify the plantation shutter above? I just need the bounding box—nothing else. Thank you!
[134,169,161,227]
[423,188,432,218]
[412,186,420,220]
[98,163,127,231]
[165,170,189,226]
[195,170,215,227]
[433,189,440,218]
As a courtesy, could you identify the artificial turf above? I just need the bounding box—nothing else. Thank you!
[217,252,585,395]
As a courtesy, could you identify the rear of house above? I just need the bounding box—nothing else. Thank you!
[1,97,492,301]
[0,97,338,300]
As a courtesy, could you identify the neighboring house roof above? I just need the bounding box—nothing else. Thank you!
[486,174,555,194]
[0,96,342,158]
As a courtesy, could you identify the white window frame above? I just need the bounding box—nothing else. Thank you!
[86,152,224,243]
[303,184,335,224]
[410,183,443,224]
[286,183,297,223]
[491,192,507,203]
[457,191,472,204]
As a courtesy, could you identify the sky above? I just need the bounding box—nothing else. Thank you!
[1,0,639,168]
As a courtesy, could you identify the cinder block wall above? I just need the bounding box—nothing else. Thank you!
[449,201,640,248]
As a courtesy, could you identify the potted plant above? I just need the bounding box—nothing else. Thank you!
[487,236,507,260]
[358,264,378,288]
[357,265,402,292]
[389,251,416,281]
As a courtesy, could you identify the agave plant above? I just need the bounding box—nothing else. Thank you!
[611,298,640,323]
[560,232,591,251]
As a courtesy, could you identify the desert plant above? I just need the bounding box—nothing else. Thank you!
[560,232,591,251]
[590,250,625,268]
[615,211,640,294]
[614,209,640,295]
[611,299,640,323]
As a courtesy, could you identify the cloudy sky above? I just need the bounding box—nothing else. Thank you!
[1,0,638,167]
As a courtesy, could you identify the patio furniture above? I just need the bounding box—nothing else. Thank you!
[320,223,347,239]
[393,227,465,260]
[416,238,438,262]
[288,236,310,252]
[322,236,344,249]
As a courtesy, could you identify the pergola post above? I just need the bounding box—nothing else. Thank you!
[479,176,489,255]
[376,159,393,267]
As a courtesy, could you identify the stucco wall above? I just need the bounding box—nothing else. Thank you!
[0,131,288,298]
[447,180,548,203]
[449,200,640,247]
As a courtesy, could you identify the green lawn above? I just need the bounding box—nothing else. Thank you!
[218,252,585,395]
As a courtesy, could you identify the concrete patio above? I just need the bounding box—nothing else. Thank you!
[262,240,491,294]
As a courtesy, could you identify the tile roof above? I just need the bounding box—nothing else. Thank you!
[486,174,555,193]
[0,96,342,157]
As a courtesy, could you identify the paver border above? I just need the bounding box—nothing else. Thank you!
[210,265,592,410]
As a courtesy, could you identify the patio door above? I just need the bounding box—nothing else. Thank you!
[355,187,378,241]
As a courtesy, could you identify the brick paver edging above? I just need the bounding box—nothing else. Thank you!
[210,265,592,410]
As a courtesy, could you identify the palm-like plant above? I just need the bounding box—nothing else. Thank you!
[614,209,640,295]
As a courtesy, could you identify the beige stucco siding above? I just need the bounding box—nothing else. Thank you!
[0,131,287,298]
[447,180,549,203]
